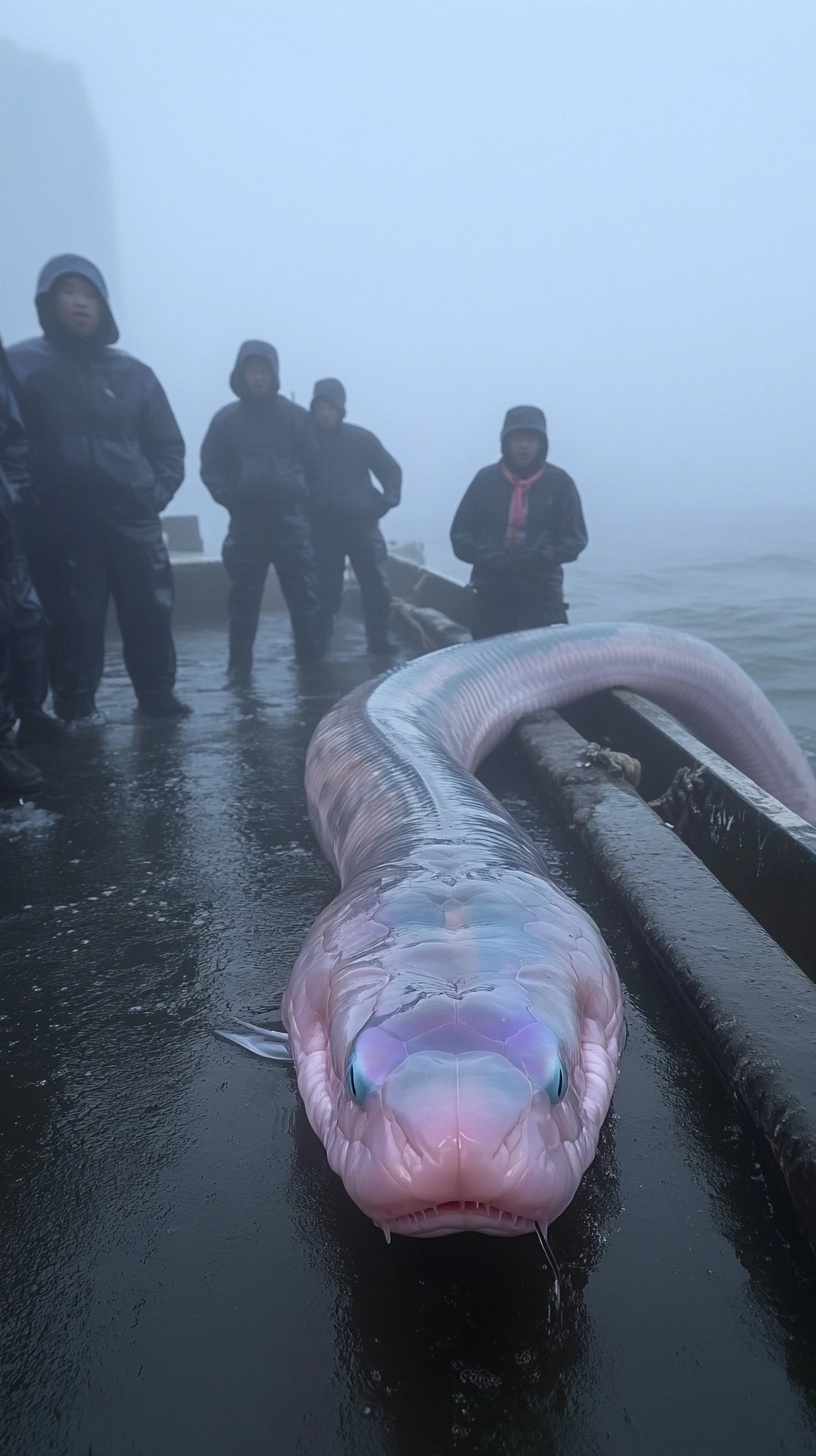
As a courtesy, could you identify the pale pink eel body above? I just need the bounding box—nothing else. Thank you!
[277,624,816,1238]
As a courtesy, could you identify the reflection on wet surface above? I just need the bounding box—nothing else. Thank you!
[2,618,816,1455]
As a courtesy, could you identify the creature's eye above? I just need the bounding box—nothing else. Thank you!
[545,1059,568,1105]
[505,1022,568,1104]
[345,1058,367,1104]
[343,1025,406,1104]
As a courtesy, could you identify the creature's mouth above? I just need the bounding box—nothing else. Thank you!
[382,1201,535,1238]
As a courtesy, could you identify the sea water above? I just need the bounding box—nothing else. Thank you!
[419,509,816,769]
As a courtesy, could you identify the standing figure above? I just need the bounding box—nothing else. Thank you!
[0,340,47,796]
[308,379,401,656]
[200,341,322,673]
[0,338,66,750]
[8,255,189,721]
[450,406,587,640]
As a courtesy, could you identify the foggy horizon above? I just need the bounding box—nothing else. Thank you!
[2,0,815,562]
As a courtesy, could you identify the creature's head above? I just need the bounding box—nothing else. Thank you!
[289,871,621,1237]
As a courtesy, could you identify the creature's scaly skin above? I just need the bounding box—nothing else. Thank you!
[283,623,816,1237]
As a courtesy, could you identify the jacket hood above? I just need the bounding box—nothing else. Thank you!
[230,340,280,398]
[311,377,346,417]
[35,254,119,346]
[500,404,548,465]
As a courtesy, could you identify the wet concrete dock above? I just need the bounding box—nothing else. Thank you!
[2,616,816,1456]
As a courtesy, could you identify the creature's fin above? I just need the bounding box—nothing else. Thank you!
[217,1019,292,1062]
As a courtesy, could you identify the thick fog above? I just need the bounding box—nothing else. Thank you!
[2,0,815,566]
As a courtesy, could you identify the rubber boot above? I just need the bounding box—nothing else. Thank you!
[56,693,108,727]
[136,691,192,719]
[16,709,70,746]
[0,734,44,796]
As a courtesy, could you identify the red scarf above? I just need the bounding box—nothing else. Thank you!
[502,463,545,547]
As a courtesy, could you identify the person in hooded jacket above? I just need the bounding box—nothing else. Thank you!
[0,339,49,796]
[307,379,401,655]
[7,255,189,722]
[200,341,323,673]
[450,405,587,640]
[0,339,66,793]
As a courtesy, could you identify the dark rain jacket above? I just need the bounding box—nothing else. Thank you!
[7,256,184,526]
[0,340,30,569]
[200,341,322,526]
[307,378,401,520]
[450,453,587,594]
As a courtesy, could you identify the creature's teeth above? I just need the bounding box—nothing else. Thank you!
[390,1202,538,1229]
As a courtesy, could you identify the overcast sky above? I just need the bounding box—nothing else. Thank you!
[2,0,815,561]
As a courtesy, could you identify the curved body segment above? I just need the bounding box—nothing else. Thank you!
[283,623,816,1237]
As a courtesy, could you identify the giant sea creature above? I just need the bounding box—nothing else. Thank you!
[226,624,816,1240]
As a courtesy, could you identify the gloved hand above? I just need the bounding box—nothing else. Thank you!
[510,547,556,572]
[475,547,514,571]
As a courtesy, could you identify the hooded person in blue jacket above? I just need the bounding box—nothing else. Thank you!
[450,405,587,639]
[307,379,401,656]
[0,336,66,799]
[0,339,51,796]
[8,255,189,721]
[200,341,323,673]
